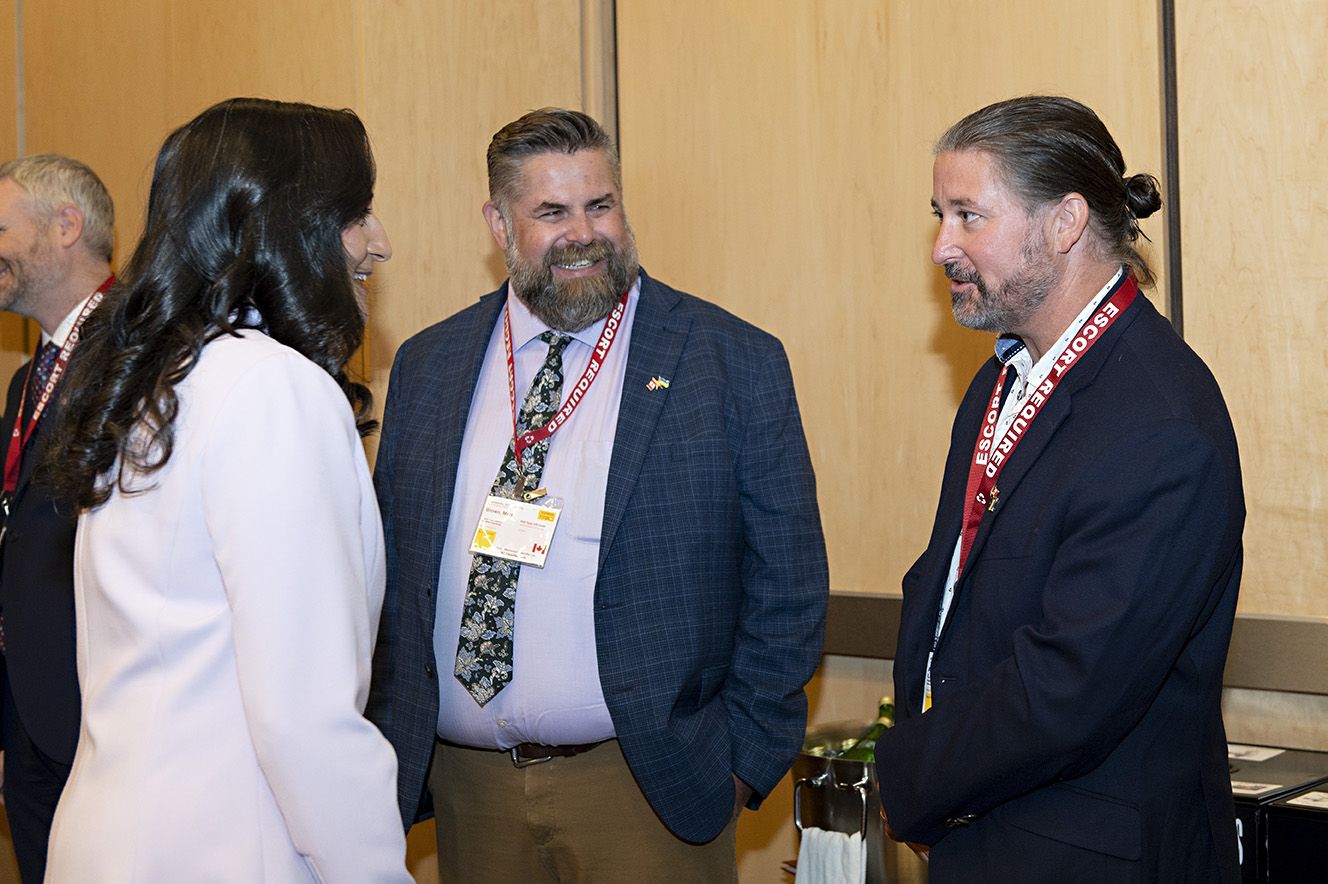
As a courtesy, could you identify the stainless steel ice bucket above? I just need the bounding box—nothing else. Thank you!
[792,720,928,884]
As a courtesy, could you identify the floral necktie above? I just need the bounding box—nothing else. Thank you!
[454,331,572,706]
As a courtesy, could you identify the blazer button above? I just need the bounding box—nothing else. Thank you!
[424,663,435,677]
[943,814,978,829]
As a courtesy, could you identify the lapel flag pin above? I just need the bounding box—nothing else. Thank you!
[647,376,671,391]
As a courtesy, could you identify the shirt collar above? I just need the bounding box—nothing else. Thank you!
[43,293,97,348]
[991,265,1128,377]
[993,335,1026,366]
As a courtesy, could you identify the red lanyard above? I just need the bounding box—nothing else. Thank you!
[502,288,629,473]
[3,276,114,494]
[956,275,1138,577]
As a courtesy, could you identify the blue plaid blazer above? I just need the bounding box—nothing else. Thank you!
[367,270,828,844]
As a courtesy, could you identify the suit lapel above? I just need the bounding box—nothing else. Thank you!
[428,289,507,577]
[10,355,48,502]
[14,418,50,500]
[598,273,689,570]
[958,297,1146,580]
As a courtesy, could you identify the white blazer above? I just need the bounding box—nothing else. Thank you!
[46,330,412,884]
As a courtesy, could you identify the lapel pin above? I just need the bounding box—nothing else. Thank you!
[647,376,670,390]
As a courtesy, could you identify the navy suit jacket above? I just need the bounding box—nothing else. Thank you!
[875,285,1243,884]
[367,271,828,843]
[0,356,82,764]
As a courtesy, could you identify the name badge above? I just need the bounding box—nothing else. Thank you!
[469,495,563,568]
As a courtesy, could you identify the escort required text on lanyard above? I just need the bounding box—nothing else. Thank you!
[0,276,114,543]
[468,289,629,569]
[922,273,1138,711]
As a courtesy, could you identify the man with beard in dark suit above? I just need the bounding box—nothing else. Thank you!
[875,96,1243,884]
[0,153,114,884]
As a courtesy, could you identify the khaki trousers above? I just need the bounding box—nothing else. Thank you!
[428,739,738,884]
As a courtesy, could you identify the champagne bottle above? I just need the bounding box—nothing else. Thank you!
[838,696,894,760]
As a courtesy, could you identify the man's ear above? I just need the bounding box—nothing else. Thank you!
[53,203,86,249]
[1049,193,1090,254]
[482,201,510,252]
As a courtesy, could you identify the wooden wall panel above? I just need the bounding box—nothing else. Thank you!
[21,0,359,257]
[0,0,13,158]
[616,0,1165,597]
[358,0,585,407]
[0,0,30,378]
[1177,3,1328,618]
[17,0,361,383]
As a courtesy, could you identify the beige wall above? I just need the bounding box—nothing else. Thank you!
[1177,3,1328,618]
[617,0,1167,600]
[358,0,587,413]
[0,0,12,157]
[0,0,29,376]
[1172,0,1328,792]
[20,0,361,245]
[3,0,591,413]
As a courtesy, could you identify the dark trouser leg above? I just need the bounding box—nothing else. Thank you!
[2,674,72,884]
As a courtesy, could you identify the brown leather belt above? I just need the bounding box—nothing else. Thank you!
[509,740,607,767]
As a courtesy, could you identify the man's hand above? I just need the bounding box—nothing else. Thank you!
[880,802,929,863]
[732,772,754,819]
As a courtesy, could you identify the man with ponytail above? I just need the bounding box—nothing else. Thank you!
[875,96,1243,884]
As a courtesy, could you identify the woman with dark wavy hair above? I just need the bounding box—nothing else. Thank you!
[42,97,411,884]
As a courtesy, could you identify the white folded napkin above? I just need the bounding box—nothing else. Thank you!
[794,826,866,884]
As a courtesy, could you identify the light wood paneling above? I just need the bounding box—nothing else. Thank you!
[0,0,13,158]
[12,0,587,423]
[358,0,585,407]
[18,0,361,379]
[0,0,31,377]
[1177,3,1328,618]
[21,0,359,259]
[616,0,1165,596]
[0,0,15,163]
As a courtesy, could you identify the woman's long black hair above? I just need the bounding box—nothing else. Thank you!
[44,97,378,511]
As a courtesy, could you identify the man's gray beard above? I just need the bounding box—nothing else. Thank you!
[506,231,640,333]
[0,234,59,318]
[948,230,1057,334]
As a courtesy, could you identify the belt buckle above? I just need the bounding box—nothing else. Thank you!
[509,746,553,768]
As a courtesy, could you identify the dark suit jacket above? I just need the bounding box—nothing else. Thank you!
[0,357,82,764]
[367,271,828,844]
[876,286,1244,884]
